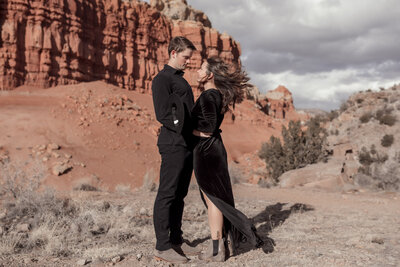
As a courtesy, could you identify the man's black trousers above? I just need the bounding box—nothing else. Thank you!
[153,145,193,251]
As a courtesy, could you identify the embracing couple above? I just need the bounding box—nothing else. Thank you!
[151,36,263,264]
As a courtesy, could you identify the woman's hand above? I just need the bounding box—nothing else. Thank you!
[193,129,212,137]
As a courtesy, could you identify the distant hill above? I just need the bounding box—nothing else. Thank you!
[278,84,400,192]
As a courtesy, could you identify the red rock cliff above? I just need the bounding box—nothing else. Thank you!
[257,85,304,120]
[0,0,240,92]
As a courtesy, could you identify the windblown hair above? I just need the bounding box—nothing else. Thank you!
[168,36,196,56]
[206,57,252,114]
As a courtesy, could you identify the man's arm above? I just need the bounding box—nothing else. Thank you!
[152,74,181,132]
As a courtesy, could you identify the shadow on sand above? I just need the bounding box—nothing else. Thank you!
[190,202,314,257]
[241,202,314,255]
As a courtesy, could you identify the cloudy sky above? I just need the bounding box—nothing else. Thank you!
[146,0,400,111]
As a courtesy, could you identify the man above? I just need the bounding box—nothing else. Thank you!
[151,36,201,264]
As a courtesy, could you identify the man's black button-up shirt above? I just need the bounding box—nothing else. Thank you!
[151,64,195,147]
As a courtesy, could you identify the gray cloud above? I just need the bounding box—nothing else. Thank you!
[188,0,400,110]
[145,0,400,110]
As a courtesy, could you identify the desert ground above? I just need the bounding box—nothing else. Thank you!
[0,185,399,266]
[1,84,399,266]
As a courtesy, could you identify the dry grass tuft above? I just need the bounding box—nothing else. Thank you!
[141,168,158,192]
[229,163,244,184]
[0,160,154,262]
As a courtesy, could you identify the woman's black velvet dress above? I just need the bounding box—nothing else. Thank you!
[191,89,263,249]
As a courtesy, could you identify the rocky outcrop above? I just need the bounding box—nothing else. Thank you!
[253,85,301,120]
[278,84,400,192]
[0,0,240,92]
[150,0,211,27]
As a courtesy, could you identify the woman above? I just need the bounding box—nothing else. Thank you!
[192,57,264,262]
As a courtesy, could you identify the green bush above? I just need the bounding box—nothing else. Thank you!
[259,118,327,182]
[359,112,372,123]
[379,114,396,126]
[381,134,394,147]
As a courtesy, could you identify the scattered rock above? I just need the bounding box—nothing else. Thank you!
[136,253,142,260]
[76,259,91,266]
[346,237,360,246]
[0,154,9,163]
[122,206,135,216]
[52,162,72,176]
[139,208,148,216]
[64,153,72,159]
[111,255,122,263]
[16,223,31,232]
[0,226,4,235]
[47,143,60,150]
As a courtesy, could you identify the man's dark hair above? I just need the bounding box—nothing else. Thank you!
[168,36,196,57]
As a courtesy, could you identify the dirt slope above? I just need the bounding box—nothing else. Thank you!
[0,81,279,191]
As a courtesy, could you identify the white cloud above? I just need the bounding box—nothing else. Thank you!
[250,65,399,110]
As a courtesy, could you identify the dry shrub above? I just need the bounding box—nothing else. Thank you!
[327,110,339,121]
[378,114,396,126]
[358,146,388,168]
[228,163,244,184]
[340,102,348,113]
[359,112,373,123]
[72,175,101,192]
[74,184,99,191]
[356,146,399,191]
[0,159,45,199]
[141,168,158,192]
[115,183,131,193]
[381,135,394,147]
[0,160,78,256]
[0,160,153,261]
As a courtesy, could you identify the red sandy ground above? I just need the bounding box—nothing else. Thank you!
[0,81,281,191]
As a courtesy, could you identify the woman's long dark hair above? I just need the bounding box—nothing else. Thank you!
[206,57,252,114]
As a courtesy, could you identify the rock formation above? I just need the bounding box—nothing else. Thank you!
[150,0,211,27]
[279,84,400,192]
[0,0,240,93]
[253,85,300,120]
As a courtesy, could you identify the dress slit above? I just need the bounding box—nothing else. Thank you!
[194,135,263,248]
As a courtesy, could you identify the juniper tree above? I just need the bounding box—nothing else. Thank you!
[259,118,328,182]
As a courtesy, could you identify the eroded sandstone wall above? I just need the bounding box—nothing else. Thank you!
[0,0,240,92]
